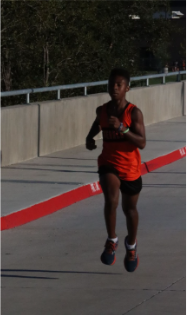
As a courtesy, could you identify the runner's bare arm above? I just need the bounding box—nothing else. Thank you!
[86,106,102,150]
[124,108,146,149]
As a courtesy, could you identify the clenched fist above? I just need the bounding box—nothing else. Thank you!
[108,116,121,129]
[86,137,97,150]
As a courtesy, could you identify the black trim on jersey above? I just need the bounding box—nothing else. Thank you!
[102,128,128,142]
[106,101,130,118]
[102,127,117,130]
[103,139,129,142]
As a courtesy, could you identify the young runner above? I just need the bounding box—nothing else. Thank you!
[86,68,146,272]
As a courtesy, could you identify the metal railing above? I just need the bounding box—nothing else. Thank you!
[1,71,186,104]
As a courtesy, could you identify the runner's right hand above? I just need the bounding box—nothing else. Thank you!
[86,138,97,150]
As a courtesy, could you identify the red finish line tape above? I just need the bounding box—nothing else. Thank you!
[1,146,186,231]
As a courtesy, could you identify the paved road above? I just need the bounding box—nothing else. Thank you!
[1,158,186,315]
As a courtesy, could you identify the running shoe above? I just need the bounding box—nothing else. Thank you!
[101,239,118,265]
[124,236,139,272]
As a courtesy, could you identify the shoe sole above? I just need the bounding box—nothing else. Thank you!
[111,255,116,265]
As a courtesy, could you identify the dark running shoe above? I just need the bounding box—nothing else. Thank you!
[101,239,118,265]
[124,236,139,272]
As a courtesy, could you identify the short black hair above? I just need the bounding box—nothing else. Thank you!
[109,68,130,85]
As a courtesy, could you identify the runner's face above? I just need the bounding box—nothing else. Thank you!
[108,75,129,101]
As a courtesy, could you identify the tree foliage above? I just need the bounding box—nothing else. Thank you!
[1,0,183,106]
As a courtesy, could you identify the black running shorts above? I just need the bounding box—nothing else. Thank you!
[98,165,142,196]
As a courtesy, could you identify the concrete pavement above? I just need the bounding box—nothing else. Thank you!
[1,158,186,315]
[1,115,186,314]
[1,116,186,217]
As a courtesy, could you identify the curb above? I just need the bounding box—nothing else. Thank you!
[1,146,186,231]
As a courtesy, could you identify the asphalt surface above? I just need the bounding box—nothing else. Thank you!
[1,158,186,315]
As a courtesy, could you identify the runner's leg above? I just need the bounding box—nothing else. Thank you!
[100,173,120,238]
[122,193,140,245]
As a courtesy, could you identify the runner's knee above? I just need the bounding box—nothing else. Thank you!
[123,207,137,217]
[105,195,119,210]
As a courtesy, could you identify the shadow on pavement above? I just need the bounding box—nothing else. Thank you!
[1,268,122,276]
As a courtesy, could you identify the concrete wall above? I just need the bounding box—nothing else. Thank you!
[39,93,108,156]
[1,104,39,166]
[183,81,186,116]
[1,81,186,166]
[128,82,185,124]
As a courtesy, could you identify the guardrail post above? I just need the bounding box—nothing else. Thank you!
[57,90,61,100]
[84,86,87,96]
[26,93,30,104]
[146,78,149,86]
[177,73,181,82]
[163,75,166,84]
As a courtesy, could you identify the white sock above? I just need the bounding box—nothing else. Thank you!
[126,240,136,250]
[108,236,118,243]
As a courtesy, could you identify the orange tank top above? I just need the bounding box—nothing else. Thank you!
[98,102,141,181]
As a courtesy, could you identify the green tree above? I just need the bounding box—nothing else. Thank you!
[2,0,181,106]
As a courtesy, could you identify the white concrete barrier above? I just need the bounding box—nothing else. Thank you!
[39,93,108,156]
[1,104,39,166]
[183,81,186,116]
[128,82,184,124]
[1,82,186,166]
